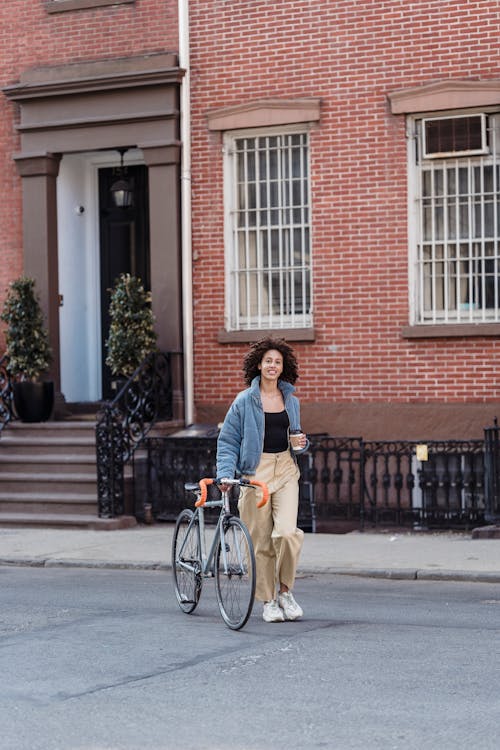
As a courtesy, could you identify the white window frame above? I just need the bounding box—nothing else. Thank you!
[408,110,500,325]
[223,125,313,332]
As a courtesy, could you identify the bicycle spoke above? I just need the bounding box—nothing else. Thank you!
[172,509,202,614]
[214,517,256,630]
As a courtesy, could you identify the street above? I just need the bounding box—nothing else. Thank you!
[0,567,499,750]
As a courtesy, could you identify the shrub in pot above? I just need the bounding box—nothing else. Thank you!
[105,273,158,389]
[1,276,54,422]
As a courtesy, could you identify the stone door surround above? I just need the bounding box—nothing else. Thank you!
[3,53,185,418]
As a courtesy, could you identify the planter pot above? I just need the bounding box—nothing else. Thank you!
[13,381,55,423]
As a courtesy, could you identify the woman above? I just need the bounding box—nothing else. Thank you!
[216,337,308,623]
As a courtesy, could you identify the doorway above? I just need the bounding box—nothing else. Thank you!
[98,164,150,399]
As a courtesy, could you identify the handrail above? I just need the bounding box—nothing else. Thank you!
[0,354,15,433]
[95,351,173,517]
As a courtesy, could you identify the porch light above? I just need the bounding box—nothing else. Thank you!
[110,148,133,208]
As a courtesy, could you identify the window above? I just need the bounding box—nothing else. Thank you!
[411,112,500,324]
[223,128,312,331]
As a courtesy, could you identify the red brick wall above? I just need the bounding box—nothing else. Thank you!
[0,0,178,339]
[189,1,500,425]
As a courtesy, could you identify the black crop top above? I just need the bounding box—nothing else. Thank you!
[263,410,289,453]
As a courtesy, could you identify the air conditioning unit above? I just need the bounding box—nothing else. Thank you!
[422,114,488,159]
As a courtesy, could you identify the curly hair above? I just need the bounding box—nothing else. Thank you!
[242,337,299,386]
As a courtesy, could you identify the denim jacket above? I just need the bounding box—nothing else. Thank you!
[216,375,308,481]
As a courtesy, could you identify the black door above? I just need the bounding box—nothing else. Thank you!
[99,165,150,399]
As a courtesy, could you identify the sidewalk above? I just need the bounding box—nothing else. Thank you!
[1,525,500,582]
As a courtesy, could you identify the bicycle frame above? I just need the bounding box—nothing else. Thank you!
[192,496,230,578]
[175,495,237,580]
[177,478,268,578]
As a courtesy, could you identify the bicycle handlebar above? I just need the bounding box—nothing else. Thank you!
[195,478,214,507]
[195,477,269,509]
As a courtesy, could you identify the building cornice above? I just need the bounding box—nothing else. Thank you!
[3,53,183,102]
[207,98,321,131]
[389,79,500,114]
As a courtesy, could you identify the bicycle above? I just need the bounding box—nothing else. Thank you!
[172,477,269,630]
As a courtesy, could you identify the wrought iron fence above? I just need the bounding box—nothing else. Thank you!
[303,436,363,531]
[0,354,14,433]
[136,430,318,530]
[360,438,485,530]
[134,431,488,531]
[96,352,172,517]
[484,419,500,524]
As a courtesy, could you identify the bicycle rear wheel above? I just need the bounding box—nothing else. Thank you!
[172,509,202,614]
[214,516,256,630]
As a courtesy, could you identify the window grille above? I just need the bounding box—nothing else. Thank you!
[412,113,500,323]
[224,129,312,331]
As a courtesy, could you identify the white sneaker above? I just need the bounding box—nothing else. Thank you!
[262,599,285,623]
[278,591,303,620]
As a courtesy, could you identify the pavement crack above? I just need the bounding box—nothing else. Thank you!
[55,643,250,702]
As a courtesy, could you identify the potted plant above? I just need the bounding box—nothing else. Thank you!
[1,276,54,422]
[105,273,158,388]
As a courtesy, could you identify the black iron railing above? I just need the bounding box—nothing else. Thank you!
[136,430,317,530]
[96,352,172,517]
[0,354,14,433]
[133,431,490,531]
[360,438,485,530]
[484,419,500,524]
[303,436,363,530]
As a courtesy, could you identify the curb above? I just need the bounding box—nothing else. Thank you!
[1,557,500,582]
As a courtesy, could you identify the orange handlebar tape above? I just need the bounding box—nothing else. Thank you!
[195,477,214,507]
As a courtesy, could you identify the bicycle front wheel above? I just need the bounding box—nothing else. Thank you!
[214,516,256,630]
[172,509,202,614]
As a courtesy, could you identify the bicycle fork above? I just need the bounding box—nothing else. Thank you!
[219,516,246,576]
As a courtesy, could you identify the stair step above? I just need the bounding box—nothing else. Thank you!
[0,437,96,457]
[6,422,96,438]
[0,455,97,473]
[1,434,95,443]
[0,473,97,493]
[0,512,137,530]
[0,501,97,514]
[0,490,97,515]
[0,491,96,502]
[7,420,96,429]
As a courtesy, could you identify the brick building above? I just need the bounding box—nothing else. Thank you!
[2,2,500,442]
[188,1,500,440]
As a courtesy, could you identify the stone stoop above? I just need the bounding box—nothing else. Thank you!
[0,421,137,530]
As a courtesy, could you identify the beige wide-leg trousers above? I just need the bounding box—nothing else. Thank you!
[239,451,304,602]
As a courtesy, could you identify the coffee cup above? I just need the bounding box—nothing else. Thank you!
[289,429,304,451]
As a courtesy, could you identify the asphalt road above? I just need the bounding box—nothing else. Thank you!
[0,567,499,750]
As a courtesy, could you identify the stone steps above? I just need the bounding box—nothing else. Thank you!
[0,416,181,529]
[0,454,97,473]
[0,420,106,527]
